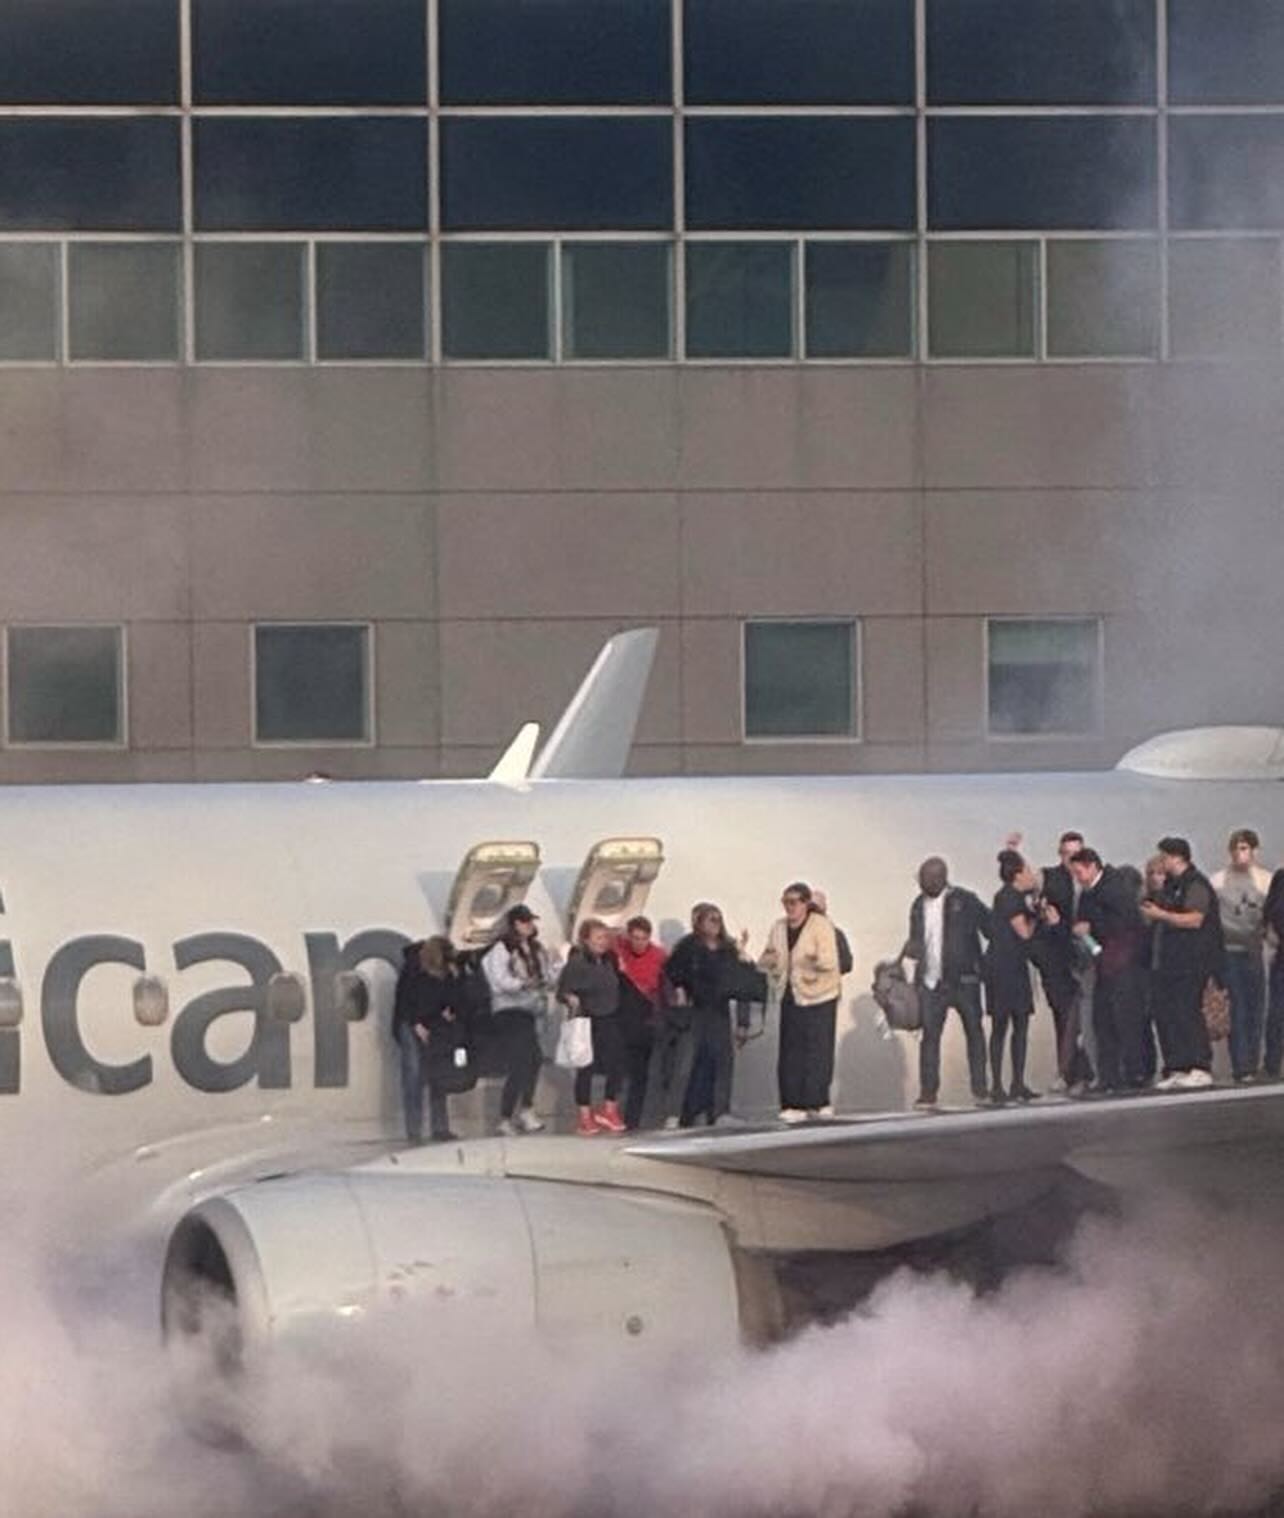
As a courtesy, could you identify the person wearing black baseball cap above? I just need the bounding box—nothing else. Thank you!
[482,904,550,1134]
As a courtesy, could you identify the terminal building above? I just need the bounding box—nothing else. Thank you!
[0,0,1279,783]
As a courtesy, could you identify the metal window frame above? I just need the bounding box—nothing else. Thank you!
[3,622,129,751]
[739,616,863,746]
[982,614,1105,743]
[249,620,377,750]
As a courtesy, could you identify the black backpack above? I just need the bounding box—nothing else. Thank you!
[835,926,853,977]
[872,959,921,1033]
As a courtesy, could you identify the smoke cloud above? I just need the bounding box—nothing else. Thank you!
[4,1188,1284,1518]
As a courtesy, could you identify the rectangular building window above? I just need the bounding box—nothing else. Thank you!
[194,119,428,232]
[1046,239,1160,359]
[928,118,1157,232]
[254,624,371,745]
[804,241,914,358]
[441,119,672,233]
[0,243,58,361]
[743,621,858,740]
[987,618,1100,737]
[0,0,179,105]
[7,626,124,746]
[562,242,671,360]
[68,243,181,362]
[1168,239,1283,359]
[1169,118,1284,232]
[685,241,794,359]
[0,119,180,232]
[685,0,913,105]
[194,0,425,105]
[927,0,1155,105]
[440,0,670,105]
[442,243,551,360]
[928,241,1039,358]
[1169,0,1284,105]
[316,243,426,361]
[195,243,305,361]
[686,118,915,232]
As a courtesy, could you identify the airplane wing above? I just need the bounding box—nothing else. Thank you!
[625,1083,1284,1187]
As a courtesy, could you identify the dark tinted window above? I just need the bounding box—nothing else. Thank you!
[316,244,426,360]
[194,0,424,104]
[744,621,857,739]
[988,619,1099,736]
[195,119,427,231]
[195,244,305,360]
[1046,239,1159,358]
[927,0,1155,105]
[8,626,123,745]
[685,242,793,359]
[1170,0,1284,105]
[442,119,671,232]
[562,243,671,359]
[0,0,178,105]
[255,625,370,744]
[0,119,180,232]
[68,243,180,361]
[442,243,551,360]
[440,0,669,104]
[0,244,59,361]
[1169,239,1283,358]
[929,118,1157,230]
[805,242,914,358]
[686,118,914,231]
[685,0,912,105]
[1169,117,1284,231]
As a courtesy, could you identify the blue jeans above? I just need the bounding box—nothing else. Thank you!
[1225,950,1266,1079]
[397,1022,424,1141]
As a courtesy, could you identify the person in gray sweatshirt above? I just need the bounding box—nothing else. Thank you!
[557,918,626,1136]
[1212,828,1273,1081]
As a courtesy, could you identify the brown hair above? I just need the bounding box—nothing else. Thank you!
[418,935,455,976]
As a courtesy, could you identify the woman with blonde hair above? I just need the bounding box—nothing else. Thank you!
[557,918,627,1136]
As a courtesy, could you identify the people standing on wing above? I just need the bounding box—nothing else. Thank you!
[1262,865,1284,1080]
[615,914,668,1129]
[901,857,990,1109]
[407,935,467,1143]
[761,882,842,1122]
[1139,837,1222,1092]
[1070,848,1148,1093]
[663,903,746,1127]
[985,851,1040,1104]
[1032,830,1095,1093]
[1211,829,1272,1082]
[392,939,431,1143]
[558,918,628,1137]
[483,904,550,1135]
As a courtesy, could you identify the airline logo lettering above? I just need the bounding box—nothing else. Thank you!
[0,929,409,1095]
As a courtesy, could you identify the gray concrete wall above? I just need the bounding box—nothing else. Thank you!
[0,360,1275,782]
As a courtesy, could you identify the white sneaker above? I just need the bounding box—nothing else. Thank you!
[515,1109,545,1133]
[496,1118,519,1136]
[779,1108,808,1124]
[1153,1073,1180,1092]
[815,1105,836,1119]
[1173,1068,1214,1090]
[661,1115,681,1131]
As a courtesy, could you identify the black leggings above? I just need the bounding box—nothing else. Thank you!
[574,1015,626,1106]
[492,1009,542,1119]
[989,1009,1031,1091]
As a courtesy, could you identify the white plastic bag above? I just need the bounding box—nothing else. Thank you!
[555,1015,594,1070]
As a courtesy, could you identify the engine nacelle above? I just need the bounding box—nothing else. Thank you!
[162,1171,745,1416]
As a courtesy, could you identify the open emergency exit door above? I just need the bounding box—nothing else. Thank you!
[566,837,664,938]
[446,841,541,948]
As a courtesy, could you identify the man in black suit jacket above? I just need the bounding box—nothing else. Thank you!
[902,857,991,1108]
[1031,830,1095,1090]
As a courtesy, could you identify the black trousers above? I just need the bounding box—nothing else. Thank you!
[988,1009,1031,1092]
[492,1008,542,1119]
[683,1004,735,1125]
[573,1015,627,1106]
[1039,963,1095,1086]
[1154,969,1213,1074]
[778,993,838,1110]
[919,978,986,1101]
[1093,965,1148,1089]
[623,1024,656,1129]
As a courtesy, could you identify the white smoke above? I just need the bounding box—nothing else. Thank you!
[4,1190,1284,1518]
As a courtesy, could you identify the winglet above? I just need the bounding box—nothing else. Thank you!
[530,628,659,781]
[488,722,541,783]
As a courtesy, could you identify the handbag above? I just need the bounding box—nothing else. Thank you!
[425,1030,478,1094]
[555,1014,595,1070]
[872,959,922,1033]
[1201,978,1231,1042]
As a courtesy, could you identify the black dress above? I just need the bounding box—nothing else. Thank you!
[987,885,1035,1016]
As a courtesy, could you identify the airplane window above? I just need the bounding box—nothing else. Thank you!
[266,972,307,1023]
[132,974,169,1028]
[0,978,22,1029]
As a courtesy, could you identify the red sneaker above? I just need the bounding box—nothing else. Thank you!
[594,1100,627,1134]
[575,1106,600,1137]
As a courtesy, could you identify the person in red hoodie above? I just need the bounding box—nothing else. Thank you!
[616,915,668,1129]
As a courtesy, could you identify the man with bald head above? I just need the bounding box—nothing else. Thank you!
[902,857,991,1109]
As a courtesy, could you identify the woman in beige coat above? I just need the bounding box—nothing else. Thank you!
[761,882,841,1123]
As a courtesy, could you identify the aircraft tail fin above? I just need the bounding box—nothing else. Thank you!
[487,722,541,784]
[530,627,659,781]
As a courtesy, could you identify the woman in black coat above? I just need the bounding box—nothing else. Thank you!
[986,850,1040,1104]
